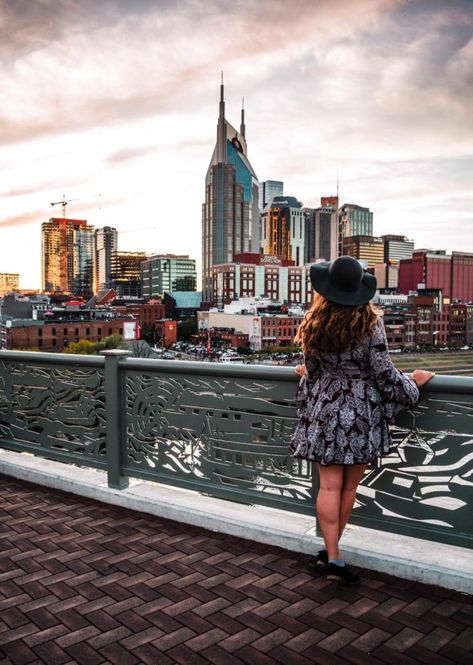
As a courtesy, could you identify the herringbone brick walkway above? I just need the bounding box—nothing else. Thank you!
[0,475,471,665]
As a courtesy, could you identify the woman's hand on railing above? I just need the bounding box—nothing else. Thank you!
[411,369,435,387]
[295,364,307,377]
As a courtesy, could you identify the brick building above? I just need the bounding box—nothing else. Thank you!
[399,250,473,303]
[139,301,166,327]
[195,328,249,350]
[2,318,133,352]
[260,315,302,348]
[155,319,177,348]
[212,253,312,307]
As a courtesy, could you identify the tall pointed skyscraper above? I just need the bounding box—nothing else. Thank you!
[202,80,259,300]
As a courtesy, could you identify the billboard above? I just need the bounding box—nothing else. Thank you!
[123,320,138,340]
[249,316,261,351]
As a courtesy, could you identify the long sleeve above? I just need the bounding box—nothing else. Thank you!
[369,319,419,412]
[296,355,320,413]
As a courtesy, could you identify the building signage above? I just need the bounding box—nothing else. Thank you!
[249,316,261,351]
[123,320,137,340]
[260,255,282,265]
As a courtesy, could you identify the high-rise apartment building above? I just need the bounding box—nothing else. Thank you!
[305,197,339,263]
[110,251,148,298]
[202,83,259,300]
[261,196,305,266]
[339,204,373,239]
[95,226,118,292]
[141,254,197,298]
[342,235,384,268]
[41,218,94,296]
[0,273,19,296]
[259,180,284,210]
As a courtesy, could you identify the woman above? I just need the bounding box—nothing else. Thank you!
[290,256,434,585]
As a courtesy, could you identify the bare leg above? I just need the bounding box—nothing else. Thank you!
[316,464,344,561]
[339,464,368,538]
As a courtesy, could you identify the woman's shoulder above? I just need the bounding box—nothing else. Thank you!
[370,316,385,337]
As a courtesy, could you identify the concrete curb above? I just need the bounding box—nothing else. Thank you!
[1,449,471,595]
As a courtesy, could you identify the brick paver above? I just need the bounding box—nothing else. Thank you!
[0,474,471,664]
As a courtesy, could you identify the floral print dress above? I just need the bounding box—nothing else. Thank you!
[290,319,419,465]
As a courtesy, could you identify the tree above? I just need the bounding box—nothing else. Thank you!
[64,339,98,355]
[63,334,124,355]
[97,334,124,350]
[128,340,158,358]
[139,324,155,346]
[178,317,197,341]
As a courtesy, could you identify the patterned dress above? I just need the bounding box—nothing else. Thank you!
[290,318,419,465]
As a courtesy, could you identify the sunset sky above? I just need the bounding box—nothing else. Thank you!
[1,0,472,289]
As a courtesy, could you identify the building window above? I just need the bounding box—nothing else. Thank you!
[109,328,113,335]
[98,328,102,335]
[38,328,42,336]
[64,328,67,336]
[38,339,43,347]
[75,328,79,336]
[52,328,56,336]
[52,339,56,347]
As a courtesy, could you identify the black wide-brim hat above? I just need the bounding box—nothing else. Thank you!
[310,256,377,307]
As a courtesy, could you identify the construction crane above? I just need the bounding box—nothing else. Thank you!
[50,194,80,218]
[50,193,102,218]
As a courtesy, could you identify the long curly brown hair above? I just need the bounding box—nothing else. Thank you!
[295,292,378,356]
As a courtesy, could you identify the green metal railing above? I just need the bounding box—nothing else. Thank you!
[0,350,471,548]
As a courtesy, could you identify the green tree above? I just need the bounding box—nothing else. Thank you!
[177,317,197,341]
[64,339,98,355]
[96,334,125,351]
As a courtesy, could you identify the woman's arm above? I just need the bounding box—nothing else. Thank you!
[368,319,420,408]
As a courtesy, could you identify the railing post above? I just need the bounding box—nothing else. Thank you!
[101,349,131,489]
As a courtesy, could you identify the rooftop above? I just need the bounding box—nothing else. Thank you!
[266,196,302,210]
[166,291,202,308]
[2,473,472,665]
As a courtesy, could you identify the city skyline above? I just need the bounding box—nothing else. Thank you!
[1,0,472,288]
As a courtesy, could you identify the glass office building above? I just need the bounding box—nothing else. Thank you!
[339,204,373,237]
[259,180,284,210]
[141,255,197,298]
[261,196,305,266]
[95,226,118,292]
[202,83,259,301]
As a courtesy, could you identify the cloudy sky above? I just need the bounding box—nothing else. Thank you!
[1,0,472,289]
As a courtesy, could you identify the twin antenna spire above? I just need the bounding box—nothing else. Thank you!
[219,71,246,138]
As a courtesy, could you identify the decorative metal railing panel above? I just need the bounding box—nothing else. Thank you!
[0,350,471,548]
[353,383,473,548]
[0,353,106,468]
[122,364,315,514]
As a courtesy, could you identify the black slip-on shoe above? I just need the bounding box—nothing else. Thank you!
[326,562,360,586]
[308,549,329,572]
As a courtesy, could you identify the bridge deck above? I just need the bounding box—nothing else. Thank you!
[0,475,471,665]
